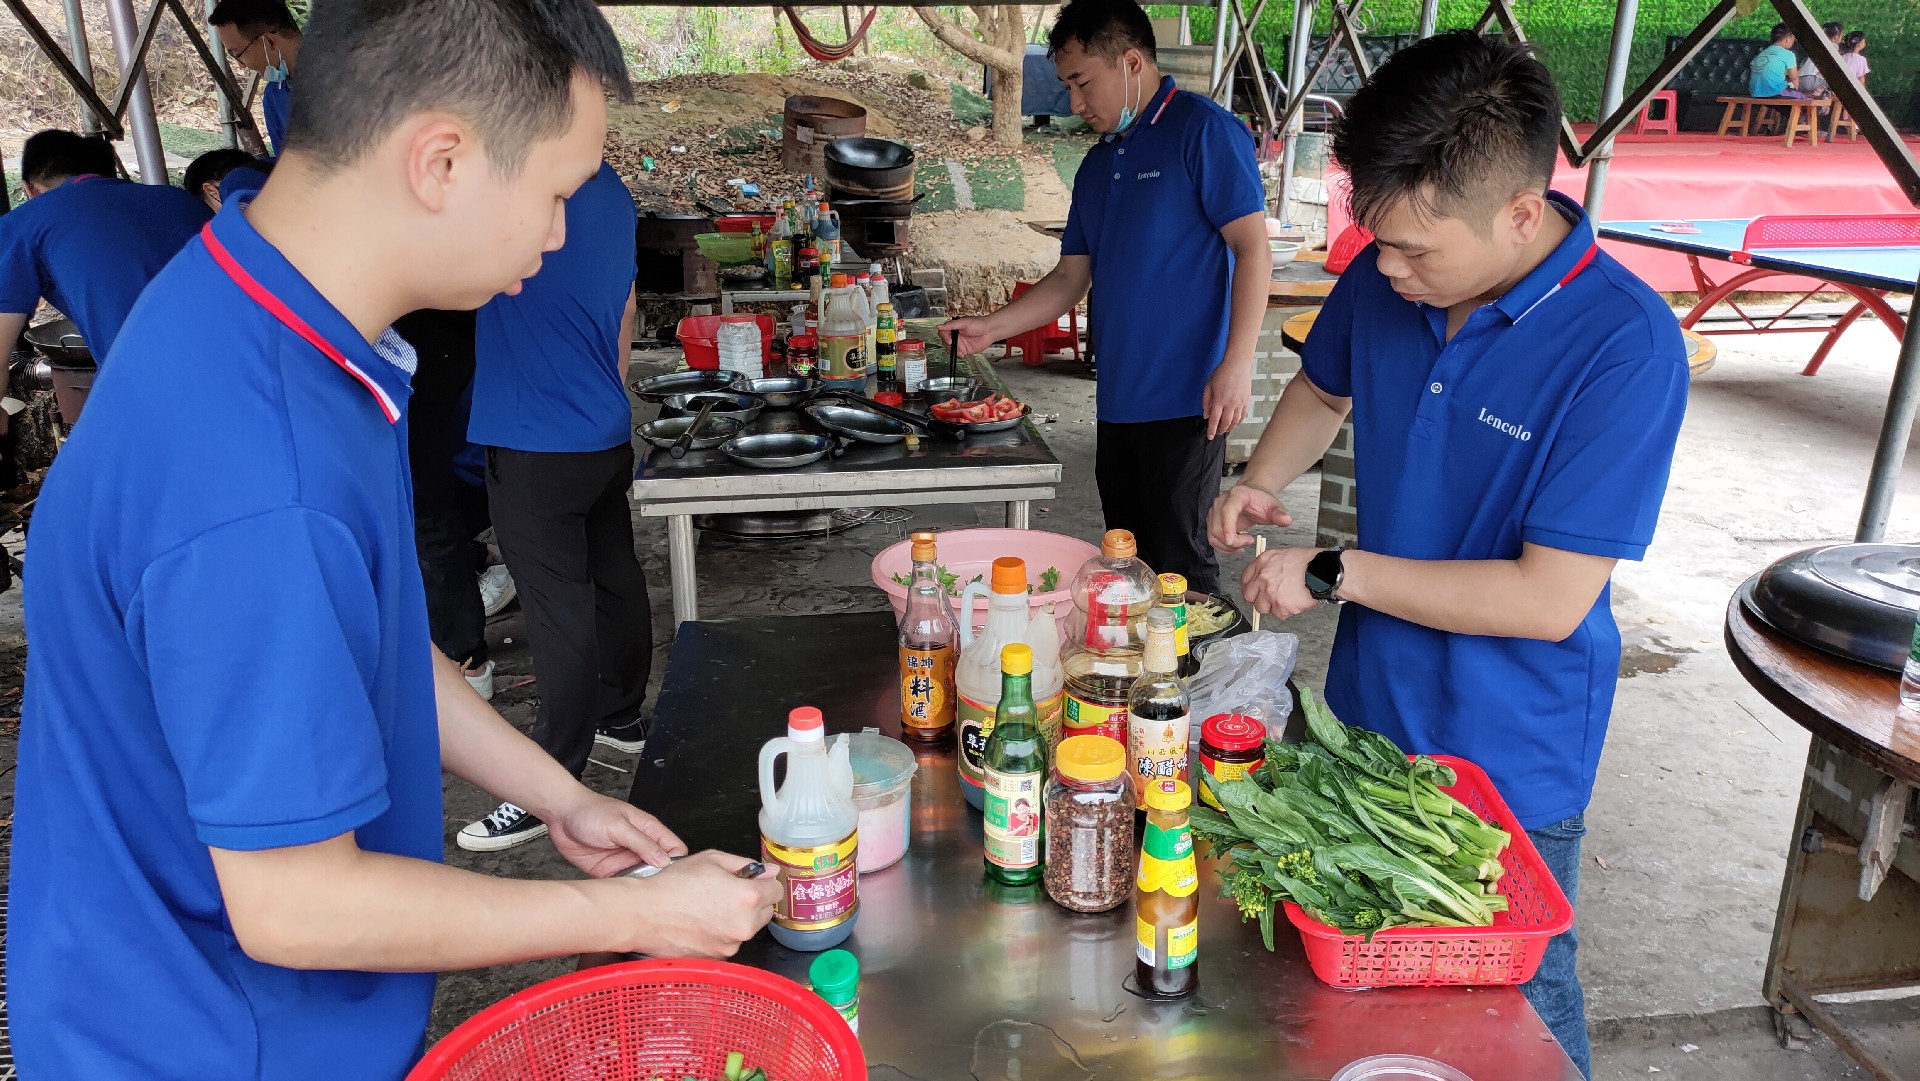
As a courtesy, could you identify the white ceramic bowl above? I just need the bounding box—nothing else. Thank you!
[1270,240,1303,268]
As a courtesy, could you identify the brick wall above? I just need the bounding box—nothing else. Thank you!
[1317,419,1358,549]
[1226,307,1305,466]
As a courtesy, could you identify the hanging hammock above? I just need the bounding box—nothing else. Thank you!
[780,6,878,63]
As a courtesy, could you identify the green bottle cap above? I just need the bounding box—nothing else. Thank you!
[810,949,860,1003]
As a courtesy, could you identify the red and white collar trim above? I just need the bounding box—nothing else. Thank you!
[199,222,402,423]
[1511,242,1598,324]
[1147,81,1178,125]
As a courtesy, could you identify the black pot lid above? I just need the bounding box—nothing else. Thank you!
[1742,543,1920,671]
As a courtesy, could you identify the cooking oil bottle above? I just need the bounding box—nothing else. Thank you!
[1062,530,1157,747]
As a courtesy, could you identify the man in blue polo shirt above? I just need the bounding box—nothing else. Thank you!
[0,129,210,363]
[459,160,651,852]
[11,3,778,1078]
[212,0,300,156]
[1210,33,1687,1078]
[942,0,1270,593]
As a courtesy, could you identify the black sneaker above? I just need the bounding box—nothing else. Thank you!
[595,720,648,755]
[456,802,548,852]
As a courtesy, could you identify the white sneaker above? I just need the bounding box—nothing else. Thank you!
[480,564,516,616]
[464,659,495,700]
[457,802,548,852]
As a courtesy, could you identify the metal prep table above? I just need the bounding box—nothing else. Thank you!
[1727,594,1920,1076]
[631,356,1061,625]
[625,611,1583,1081]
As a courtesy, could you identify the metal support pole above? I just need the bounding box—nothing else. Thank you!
[1208,0,1230,105]
[206,0,238,148]
[60,0,99,133]
[1275,0,1312,225]
[1179,5,1191,46]
[1581,0,1640,218]
[102,0,165,183]
[1221,0,1242,107]
[1417,0,1438,38]
[1855,272,1920,542]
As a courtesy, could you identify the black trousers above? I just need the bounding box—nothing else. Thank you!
[397,310,490,668]
[1095,416,1228,595]
[486,443,652,778]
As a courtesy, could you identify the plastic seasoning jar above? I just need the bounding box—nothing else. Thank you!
[848,730,917,874]
[1043,735,1135,913]
[786,334,819,378]
[809,949,860,1034]
[1197,713,1266,812]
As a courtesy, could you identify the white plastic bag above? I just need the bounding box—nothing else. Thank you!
[1187,630,1299,741]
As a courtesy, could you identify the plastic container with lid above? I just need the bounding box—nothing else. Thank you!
[1196,713,1266,811]
[808,949,861,1035]
[849,731,917,873]
[1043,735,1134,913]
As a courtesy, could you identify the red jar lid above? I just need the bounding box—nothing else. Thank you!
[1201,713,1265,752]
[789,335,817,348]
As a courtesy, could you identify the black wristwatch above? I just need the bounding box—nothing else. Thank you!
[1305,548,1347,604]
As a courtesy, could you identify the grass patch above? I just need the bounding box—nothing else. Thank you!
[158,123,227,158]
[949,83,992,127]
[916,157,957,212]
[965,156,1024,211]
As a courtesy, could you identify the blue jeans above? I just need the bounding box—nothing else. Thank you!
[1520,814,1590,1079]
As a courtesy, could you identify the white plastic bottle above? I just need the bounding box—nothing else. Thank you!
[818,274,871,389]
[955,557,1065,810]
[760,706,859,951]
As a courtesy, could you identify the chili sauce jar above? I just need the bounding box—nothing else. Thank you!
[1197,714,1266,811]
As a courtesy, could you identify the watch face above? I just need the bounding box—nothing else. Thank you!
[1306,550,1343,597]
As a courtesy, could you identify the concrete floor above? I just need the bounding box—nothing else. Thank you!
[3,309,1917,1077]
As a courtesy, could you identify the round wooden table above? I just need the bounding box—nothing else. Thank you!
[1268,252,1340,306]
[1683,329,1717,378]
[1280,310,1318,354]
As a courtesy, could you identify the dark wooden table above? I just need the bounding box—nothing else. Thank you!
[1725,591,1920,1074]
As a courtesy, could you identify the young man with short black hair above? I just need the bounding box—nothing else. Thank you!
[942,0,1270,593]
[210,0,301,155]
[1211,32,1687,1078]
[0,129,210,363]
[12,2,777,1077]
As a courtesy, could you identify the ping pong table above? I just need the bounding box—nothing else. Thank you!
[1601,216,1920,377]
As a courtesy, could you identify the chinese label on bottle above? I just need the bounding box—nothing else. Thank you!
[983,766,1043,870]
[1065,693,1128,744]
[1136,915,1199,969]
[763,833,860,931]
[900,644,955,733]
[1136,821,1197,897]
[957,692,995,784]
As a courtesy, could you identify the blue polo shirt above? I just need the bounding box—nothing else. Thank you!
[470,162,637,452]
[0,175,211,358]
[11,201,443,1080]
[1301,194,1688,829]
[264,77,292,154]
[1062,77,1265,423]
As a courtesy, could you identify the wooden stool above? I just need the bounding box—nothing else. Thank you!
[1634,90,1679,136]
[1683,329,1716,378]
[1717,96,1759,137]
[1280,310,1318,355]
[1831,107,1860,141]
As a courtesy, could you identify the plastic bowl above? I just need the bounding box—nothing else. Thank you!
[849,732,917,874]
[869,528,1098,640]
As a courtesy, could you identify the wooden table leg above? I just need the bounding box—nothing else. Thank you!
[1718,101,1738,136]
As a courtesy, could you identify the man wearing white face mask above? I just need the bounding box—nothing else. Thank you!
[941,0,1270,595]
[212,0,302,157]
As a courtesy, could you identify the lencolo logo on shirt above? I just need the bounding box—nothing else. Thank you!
[1477,407,1533,442]
[1136,170,1162,180]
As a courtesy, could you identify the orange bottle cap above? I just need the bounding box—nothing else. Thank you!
[910,531,938,561]
[831,273,850,288]
[991,557,1028,594]
[1102,529,1138,558]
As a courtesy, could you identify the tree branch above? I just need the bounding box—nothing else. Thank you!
[914,6,1021,72]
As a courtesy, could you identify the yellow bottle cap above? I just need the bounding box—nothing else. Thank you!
[991,557,1027,594]
[1101,529,1138,558]
[1159,572,1188,598]
[1000,642,1033,675]
[910,531,938,561]
[1143,778,1192,812]
[1056,735,1126,782]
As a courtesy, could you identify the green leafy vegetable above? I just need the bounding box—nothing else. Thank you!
[1041,566,1061,591]
[1189,688,1512,941]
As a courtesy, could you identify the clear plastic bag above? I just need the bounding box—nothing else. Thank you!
[1187,630,1299,741]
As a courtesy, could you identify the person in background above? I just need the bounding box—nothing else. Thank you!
[1796,21,1843,95]
[182,147,264,210]
[1839,30,1870,87]
[0,129,210,363]
[460,159,651,853]
[210,0,301,156]
[1210,32,1687,1078]
[1750,24,1807,101]
[9,2,778,1077]
[939,0,1269,594]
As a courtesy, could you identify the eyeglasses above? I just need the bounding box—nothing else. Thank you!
[224,31,265,63]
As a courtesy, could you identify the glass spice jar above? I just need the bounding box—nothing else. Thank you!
[786,334,819,379]
[1197,713,1266,812]
[1043,734,1135,913]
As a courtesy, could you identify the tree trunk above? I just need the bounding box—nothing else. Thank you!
[915,5,1026,149]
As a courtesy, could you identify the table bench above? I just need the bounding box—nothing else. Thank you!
[1717,95,1834,147]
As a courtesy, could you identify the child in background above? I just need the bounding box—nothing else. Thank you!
[1840,31,1870,86]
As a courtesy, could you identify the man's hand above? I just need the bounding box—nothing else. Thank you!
[938,316,998,360]
[1202,358,1253,439]
[1209,483,1294,552]
[619,850,784,958]
[547,790,689,878]
[1241,545,1324,623]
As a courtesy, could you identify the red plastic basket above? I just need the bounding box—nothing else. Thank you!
[408,959,866,1081]
[677,314,776,372]
[716,214,779,235]
[1281,755,1574,988]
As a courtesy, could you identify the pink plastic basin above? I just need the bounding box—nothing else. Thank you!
[870,528,1098,639]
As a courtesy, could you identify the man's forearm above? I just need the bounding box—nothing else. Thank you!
[1239,374,1349,493]
[432,651,582,821]
[1337,546,1612,641]
[1220,218,1273,371]
[0,312,28,365]
[618,286,637,385]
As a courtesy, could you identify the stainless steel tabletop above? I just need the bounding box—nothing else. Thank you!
[628,613,1581,1081]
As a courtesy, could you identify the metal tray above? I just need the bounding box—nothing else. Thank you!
[722,431,833,469]
[630,369,747,404]
[1740,543,1920,671]
[636,413,743,452]
[661,391,762,426]
[743,376,820,409]
[803,402,908,444]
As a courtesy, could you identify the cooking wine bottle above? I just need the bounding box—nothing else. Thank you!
[982,643,1045,887]
[1135,778,1199,997]
[898,531,958,741]
[1126,607,1191,802]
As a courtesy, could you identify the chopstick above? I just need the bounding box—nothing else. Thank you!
[1251,534,1267,631]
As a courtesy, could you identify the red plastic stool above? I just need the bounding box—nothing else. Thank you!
[1003,280,1083,367]
[1633,91,1679,136]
